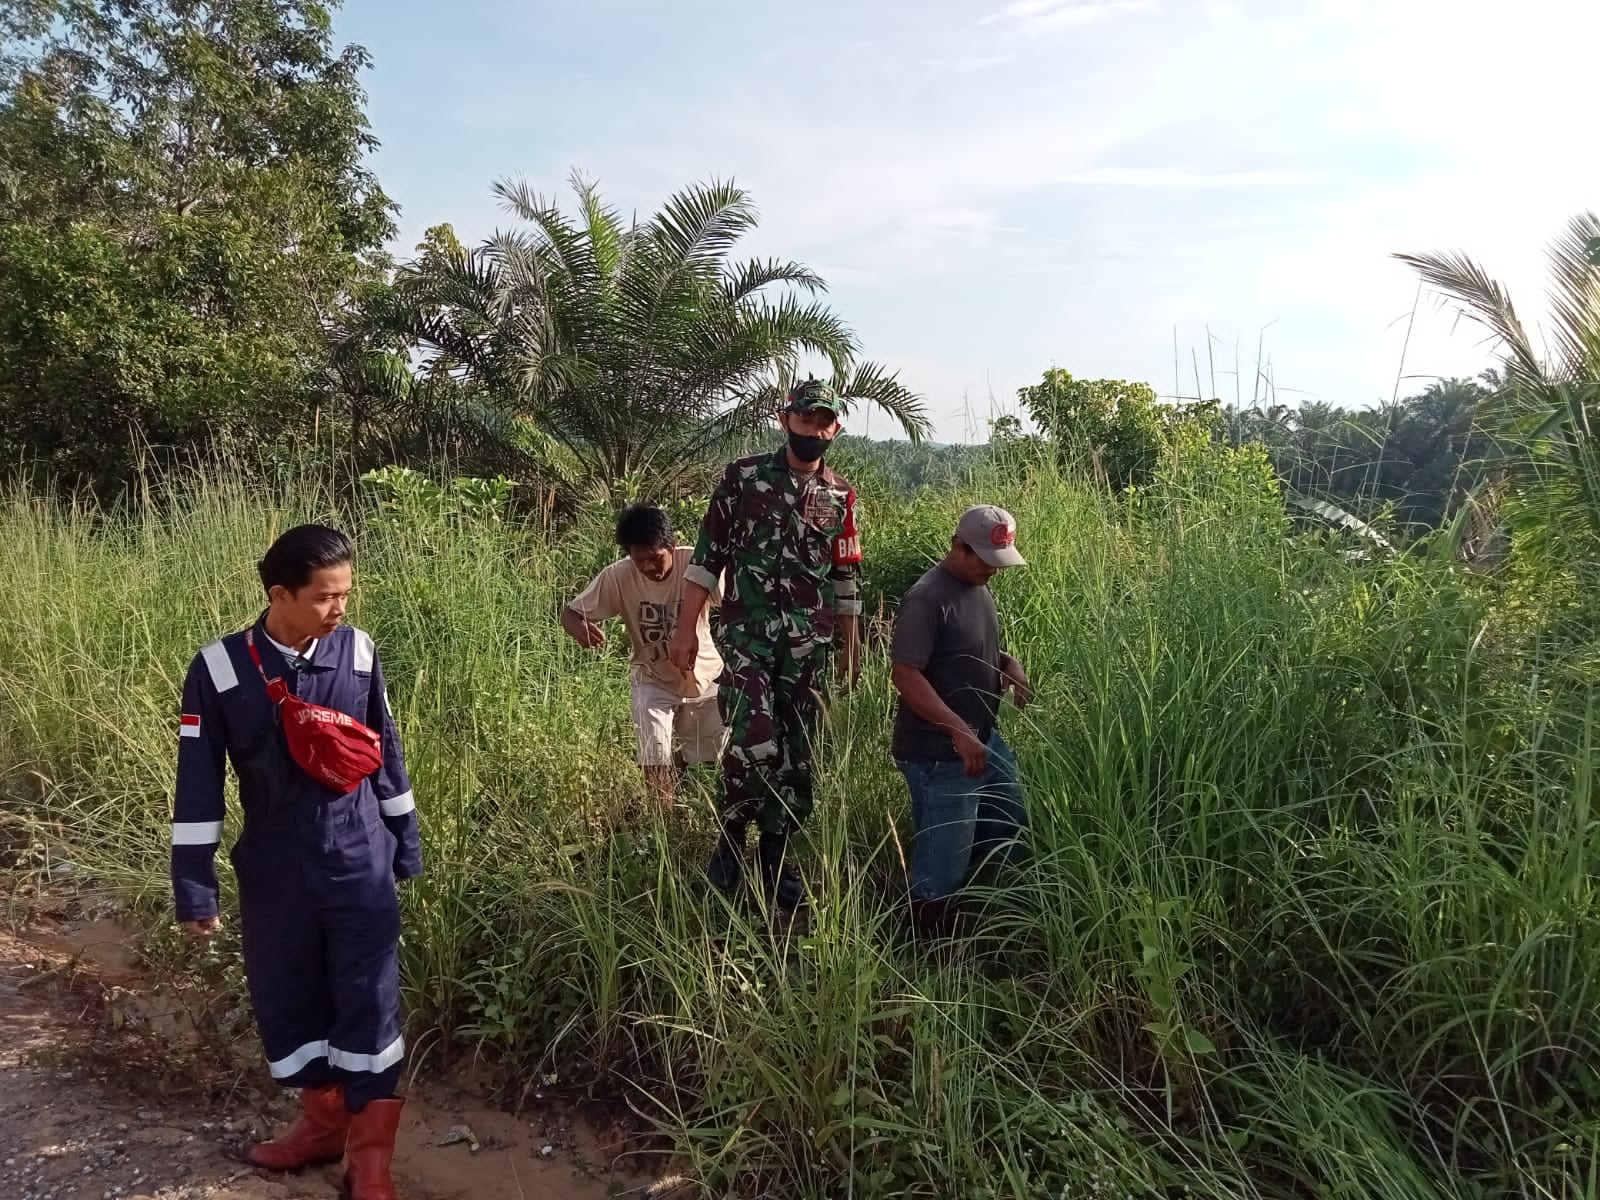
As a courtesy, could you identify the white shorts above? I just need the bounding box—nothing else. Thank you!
[630,679,727,768]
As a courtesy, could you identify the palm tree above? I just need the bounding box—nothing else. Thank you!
[1396,215,1600,570]
[315,280,415,462]
[393,172,930,498]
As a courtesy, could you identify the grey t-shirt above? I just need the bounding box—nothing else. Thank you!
[891,564,1002,762]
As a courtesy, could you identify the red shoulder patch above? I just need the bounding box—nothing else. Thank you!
[832,490,862,565]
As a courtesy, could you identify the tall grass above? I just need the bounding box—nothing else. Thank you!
[0,454,1594,1199]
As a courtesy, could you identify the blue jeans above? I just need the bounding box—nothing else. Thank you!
[897,732,1027,901]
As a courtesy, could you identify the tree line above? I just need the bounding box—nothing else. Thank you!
[0,0,928,504]
[3,0,1597,589]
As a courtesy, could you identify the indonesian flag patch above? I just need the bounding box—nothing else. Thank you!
[179,714,202,739]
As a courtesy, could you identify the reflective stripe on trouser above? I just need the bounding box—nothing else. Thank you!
[716,639,829,835]
[233,827,405,1109]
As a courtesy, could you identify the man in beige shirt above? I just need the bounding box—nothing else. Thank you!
[562,505,727,807]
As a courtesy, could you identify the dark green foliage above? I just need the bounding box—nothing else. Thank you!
[1223,376,1502,537]
[824,434,994,497]
[1014,369,1222,490]
[0,0,394,491]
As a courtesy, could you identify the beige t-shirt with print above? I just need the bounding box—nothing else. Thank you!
[569,547,724,698]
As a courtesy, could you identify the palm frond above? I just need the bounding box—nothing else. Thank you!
[394,242,503,317]
[393,244,519,394]
[650,179,758,275]
[492,176,558,226]
[1394,220,1600,580]
[660,403,776,469]
[569,169,626,283]
[491,180,601,298]
[830,361,933,443]
[1544,212,1600,380]
[356,350,413,402]
[736,297,858,377]
[721,258,827,305]
[1550,381,1600,546]
[1394,250,1547,393]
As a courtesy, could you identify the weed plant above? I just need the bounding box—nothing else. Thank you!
[1,451,1594,1198]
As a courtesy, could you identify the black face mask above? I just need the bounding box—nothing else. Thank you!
[787,429,829,463]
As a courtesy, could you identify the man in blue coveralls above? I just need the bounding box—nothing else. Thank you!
[172,524,421,1200]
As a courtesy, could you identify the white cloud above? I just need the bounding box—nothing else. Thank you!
[921,50,1017,73]
[1058,167,1324,189]
[979,0,1158,32]
[978,0,1061,24]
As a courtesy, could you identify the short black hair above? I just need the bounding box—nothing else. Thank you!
[258,524,354,594]
[615,504,673,552]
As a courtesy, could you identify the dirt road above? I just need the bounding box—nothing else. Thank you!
[0,914,664,1200]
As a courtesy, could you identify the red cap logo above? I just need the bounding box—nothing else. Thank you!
[990,524,1015,547]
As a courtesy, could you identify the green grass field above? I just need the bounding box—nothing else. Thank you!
[1,455,1595,1199]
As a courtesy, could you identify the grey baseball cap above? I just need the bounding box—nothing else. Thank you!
[956,504,1026,568]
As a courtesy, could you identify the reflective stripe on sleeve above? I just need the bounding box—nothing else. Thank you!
[201,640,238,693]
[352,628,375,673]
[379,791,415,817]
[170,820,224,846]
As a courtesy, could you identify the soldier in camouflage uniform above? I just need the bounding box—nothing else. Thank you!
[668,379,863,910]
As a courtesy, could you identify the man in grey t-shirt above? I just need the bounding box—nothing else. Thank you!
[890,505,1032,940]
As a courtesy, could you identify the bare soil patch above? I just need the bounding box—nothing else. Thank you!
[0,895,670,1200]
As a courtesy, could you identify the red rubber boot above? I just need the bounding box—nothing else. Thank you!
[247,1083,350,1170]
[342,1097,404,1200]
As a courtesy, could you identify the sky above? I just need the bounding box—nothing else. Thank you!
[337,0,1598,443]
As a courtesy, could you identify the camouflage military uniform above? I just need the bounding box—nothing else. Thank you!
[685,448,862,835]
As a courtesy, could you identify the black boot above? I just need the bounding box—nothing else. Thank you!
[758,831,806,911]
[706,818,748,894]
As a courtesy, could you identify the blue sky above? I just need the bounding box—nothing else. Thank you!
[338,0,1597,443]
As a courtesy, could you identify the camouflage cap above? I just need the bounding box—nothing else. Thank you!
[785,378,842,415]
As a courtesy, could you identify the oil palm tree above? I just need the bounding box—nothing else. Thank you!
[1396,215,1600,570]
[314,280,414,461]
[394,172,929,498]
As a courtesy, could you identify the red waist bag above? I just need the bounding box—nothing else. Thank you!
[246,629,382,794]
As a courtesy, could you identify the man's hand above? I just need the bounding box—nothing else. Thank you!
[181,915,223,938]
[670,580,714,673]
[667,623,698,674]
[952,726,989,778]
[560,606,606,650]
[891,661,988,775]
[1001,656,1032,710]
